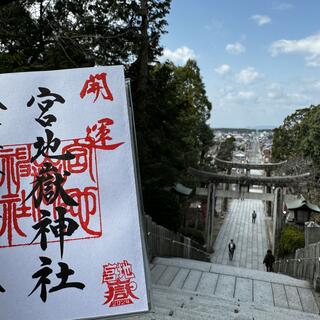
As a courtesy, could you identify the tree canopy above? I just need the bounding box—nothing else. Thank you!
[272,105,320,166]
[0,0,170,71]
[216,136,235,161]
[0,0,214,230]
[134,60,214,229]
[272,104,320,202]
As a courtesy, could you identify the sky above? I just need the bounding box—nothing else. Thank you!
[160,0,320,128]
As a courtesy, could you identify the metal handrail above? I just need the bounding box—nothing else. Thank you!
[274,256,319,283]
[275,256,320,263]
[146,232,210,257]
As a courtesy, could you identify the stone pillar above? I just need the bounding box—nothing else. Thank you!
[305,222,320,246]
[205,183,216,253]
[195,208,199,229]
[222,169,231,212]
[205,183,212,252]
[266,170,272,216]
[246,167,250,197]
[272,187,284,257]
[209,184,217,251]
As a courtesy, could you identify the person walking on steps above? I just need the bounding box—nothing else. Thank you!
[263,249,275,272]
[228,239,236,261]
[252,210,257,224]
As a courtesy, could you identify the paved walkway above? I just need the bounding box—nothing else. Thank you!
[211,196,269,271]
[211,135,270,271]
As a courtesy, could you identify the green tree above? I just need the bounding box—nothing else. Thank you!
[134,60,214,229]
[0,1,215,231]
[272,105,320,202]
[278,225,304,257]
[216,136,235,161]
[0,0,171,71]
[272,105,320,167]
[272,107,312,161]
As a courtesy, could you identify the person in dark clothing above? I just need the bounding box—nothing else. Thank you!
[228,239,236,261]
[252,210,257,223]
[263,249,275,272]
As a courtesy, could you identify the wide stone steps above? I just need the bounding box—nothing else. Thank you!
[121,257,320,319]
[125,285,320,320]
[150,257,319,314]
[119,258,320,320]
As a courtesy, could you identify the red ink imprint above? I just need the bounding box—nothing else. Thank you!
[0,119,123,248]
[0,140,102,248]
[84,118,124,151]
[102,260,139,307]
[80,73,113,102]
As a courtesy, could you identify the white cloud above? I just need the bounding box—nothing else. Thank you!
[251,15,271,26]
[204,18,223,32]
[313,81,320,89]
[272,2,294,11]
[235,67,263,85]
[214,78,318,128]
[162,46,196,64]
[221,87,256,102]
[237,91,256,99]
[302,78,320,91]
[305,55,320,67]
[267,91,281,99]
[266,83,284,99]
[214,64,231,75]
[289,92,309,101]
[225,42,246,55]
[270,33,320,67]
[265,83,311,106]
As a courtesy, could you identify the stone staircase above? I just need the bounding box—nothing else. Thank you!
[124,257,320,320]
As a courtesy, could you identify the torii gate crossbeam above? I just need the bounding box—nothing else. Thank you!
[213,157,287,171]
[189,167,310,253]
[189,167,310,187]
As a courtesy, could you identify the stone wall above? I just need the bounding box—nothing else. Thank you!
[305,226,320,246]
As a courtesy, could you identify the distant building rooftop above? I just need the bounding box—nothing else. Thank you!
[173,183,193,196]
[286,196,320,213]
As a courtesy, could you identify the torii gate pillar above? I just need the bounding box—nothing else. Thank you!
[222,169,231,212]
[205,183,216,253]
[272,187,285,257]
[266,169,272,216]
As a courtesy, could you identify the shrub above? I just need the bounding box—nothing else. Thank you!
[180,227,205,245]
[278,225,305,257]
[144,189,180,232]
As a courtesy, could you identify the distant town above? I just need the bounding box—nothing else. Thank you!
[212,129,273,163]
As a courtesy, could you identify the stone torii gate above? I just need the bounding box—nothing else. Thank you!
[214,157,287,172]
[189,167,310,253]
[214,157,288,214]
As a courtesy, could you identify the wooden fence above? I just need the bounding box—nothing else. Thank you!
[274,242,320,290]
[143,215,210,262]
